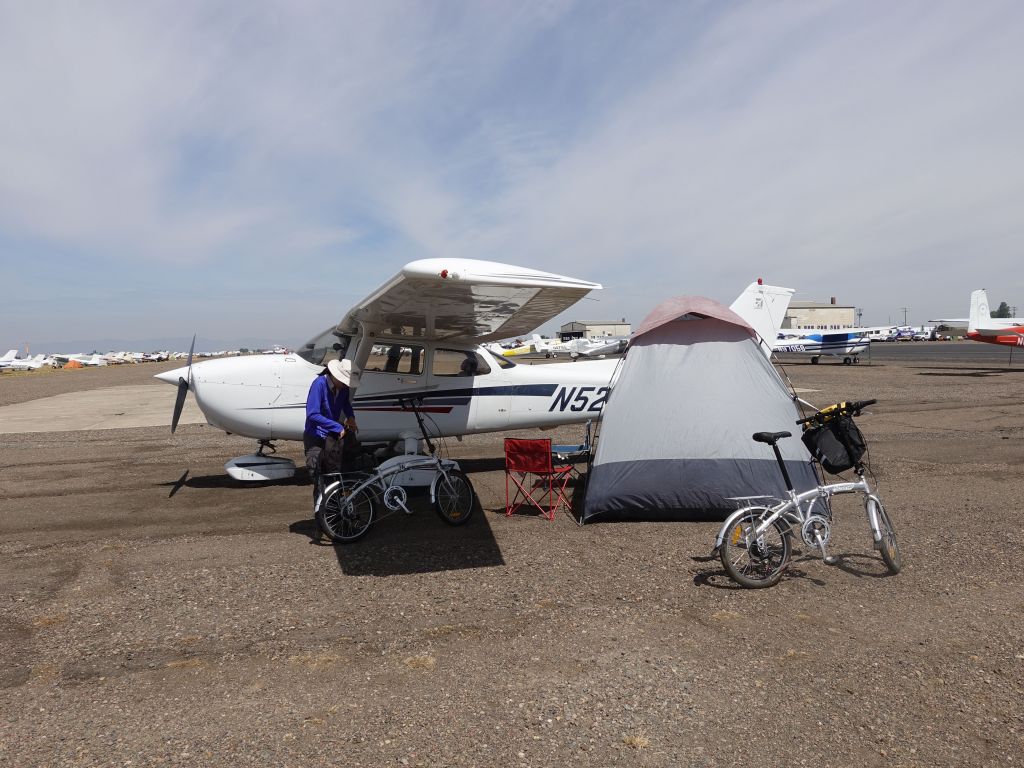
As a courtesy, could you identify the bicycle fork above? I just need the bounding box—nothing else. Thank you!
[864,494,884,551]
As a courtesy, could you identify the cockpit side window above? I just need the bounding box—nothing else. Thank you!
[365,343,425,375]
[297,327,351,366]
[432,348,491,377]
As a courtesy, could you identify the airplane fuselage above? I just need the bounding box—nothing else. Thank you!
[773,332,869,358]
[159,343,618,444]
[966,328,1024,347]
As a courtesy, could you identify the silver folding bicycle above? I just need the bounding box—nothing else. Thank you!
[313,398,476,543]
[713,399,901,588]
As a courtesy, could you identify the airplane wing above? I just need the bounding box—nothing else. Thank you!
[336,259,602,343]
[927,318,968,328]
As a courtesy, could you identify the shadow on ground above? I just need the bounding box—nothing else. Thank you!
[289,489,505,577]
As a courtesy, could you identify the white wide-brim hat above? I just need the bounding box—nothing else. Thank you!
[326,358,360,388]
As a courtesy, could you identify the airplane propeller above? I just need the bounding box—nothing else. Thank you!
[171,335,195,434]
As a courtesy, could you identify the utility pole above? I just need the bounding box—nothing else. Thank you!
[901,307,908,326]
[856,308,863,327]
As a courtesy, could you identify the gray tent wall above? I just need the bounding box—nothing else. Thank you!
[582,299,818,522]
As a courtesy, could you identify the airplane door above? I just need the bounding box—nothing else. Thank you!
[354,343,429,442]
[427,347,509,435]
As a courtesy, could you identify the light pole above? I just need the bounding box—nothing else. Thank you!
[901,307,908,326]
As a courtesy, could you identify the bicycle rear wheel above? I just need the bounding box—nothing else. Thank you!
[869,498,902,574]
[719,508,791,588]
[432,469,475,526]
[316,483,375,543]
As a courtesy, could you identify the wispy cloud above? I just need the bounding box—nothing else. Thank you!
[1,0,1023,348]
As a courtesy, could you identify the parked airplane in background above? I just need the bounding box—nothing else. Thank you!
[156,261,793,480]
[0,350,19,369]
[9,354,56,371]
[772,331,870,365]
[966,289,1024,347]
[547,335,628,360]
[500,334,560,357]
[51,353,108,367]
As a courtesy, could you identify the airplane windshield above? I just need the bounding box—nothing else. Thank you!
[486,349,515,369]
[297,327,352,367]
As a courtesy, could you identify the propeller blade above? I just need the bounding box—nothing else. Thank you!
[171,334,196,434]
[171,377,188,433]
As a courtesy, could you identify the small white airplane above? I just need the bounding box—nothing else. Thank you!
[155,260,792,481]
[545,336,629,360]
[50,353,109,367]
[9,354,56,371]
[772,330,870,365]
[0,349,20,369]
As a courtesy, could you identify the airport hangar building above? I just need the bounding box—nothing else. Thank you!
[559,320,632,341]
[783,298,857,331]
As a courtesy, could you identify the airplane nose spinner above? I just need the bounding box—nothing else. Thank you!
[154,367,189,386]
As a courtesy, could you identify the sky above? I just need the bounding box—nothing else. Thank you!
[2,0,1023,352]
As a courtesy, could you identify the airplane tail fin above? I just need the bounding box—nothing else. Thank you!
[729,281,795,358]
[968,289,991,333]
[1,349,17,361]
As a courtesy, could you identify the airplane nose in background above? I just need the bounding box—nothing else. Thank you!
[154,366,188,385]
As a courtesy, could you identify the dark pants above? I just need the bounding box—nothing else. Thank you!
[304,433,343,503]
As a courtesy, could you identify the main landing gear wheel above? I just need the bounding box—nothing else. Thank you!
[316,484,375,543]
[719,509,791,588]
[811,356,820,365]
[843,357,853,365]
[432,470,476,526]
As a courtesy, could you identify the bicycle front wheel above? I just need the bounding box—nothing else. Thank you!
[720,509,791,588]
[316,483,375,543]
[869,498,902,574]
[432,469,475,526]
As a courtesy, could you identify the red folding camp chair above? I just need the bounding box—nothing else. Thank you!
[504,438,574,520]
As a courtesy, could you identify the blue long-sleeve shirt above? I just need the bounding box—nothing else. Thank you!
[304,374,355,439]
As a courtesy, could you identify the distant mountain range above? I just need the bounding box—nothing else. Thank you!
[5,337,298,355]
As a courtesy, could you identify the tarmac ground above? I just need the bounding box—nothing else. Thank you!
[1,345,1022,767]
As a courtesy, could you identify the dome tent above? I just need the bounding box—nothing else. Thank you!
[582,296,818,522]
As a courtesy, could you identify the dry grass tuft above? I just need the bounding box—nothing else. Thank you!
[403,653,437,671]
[288,653,340,669]
[623,730,650,749]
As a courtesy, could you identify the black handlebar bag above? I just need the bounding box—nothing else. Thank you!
[801,415,866,474]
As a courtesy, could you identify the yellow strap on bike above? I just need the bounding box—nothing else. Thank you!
[816,402,844,424]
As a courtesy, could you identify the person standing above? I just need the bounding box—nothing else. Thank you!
[304,358,360,498]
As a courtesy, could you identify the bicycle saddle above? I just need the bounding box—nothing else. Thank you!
[752,431,792,444]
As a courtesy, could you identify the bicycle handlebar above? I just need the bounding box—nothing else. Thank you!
[796,398,877,426]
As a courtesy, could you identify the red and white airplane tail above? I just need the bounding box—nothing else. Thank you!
[967,289,1024,346]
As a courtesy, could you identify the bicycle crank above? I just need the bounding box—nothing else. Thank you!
[801,515,836,563]
[800,515,832,548]
[383,485,413,514]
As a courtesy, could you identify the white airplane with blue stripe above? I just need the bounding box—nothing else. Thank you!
[772,330,870,364]
[156,260,790,480]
